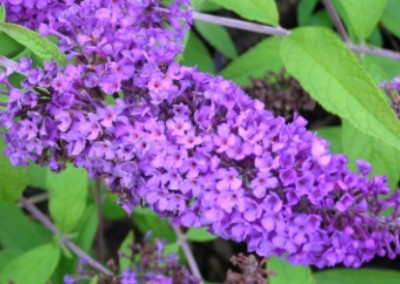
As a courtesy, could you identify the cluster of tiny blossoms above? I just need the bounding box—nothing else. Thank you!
[2,0,400,269]
[381,76,400,119]
[1,0,73,29]
[65,236,199,284]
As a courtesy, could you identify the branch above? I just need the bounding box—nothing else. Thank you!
[321,0,350,43]
[20,198,113,276]
[173,226,203,282]
[193,11,290,37]
[18,192,48,208]
[192,11,400,61]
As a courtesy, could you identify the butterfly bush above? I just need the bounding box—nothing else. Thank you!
[1,0,400,269]
[1,0,73,29]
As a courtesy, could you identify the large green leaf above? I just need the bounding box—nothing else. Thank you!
[281,27,400,152]
[268,257,315,284]
[381,0,400,39]
[0,249,23,274]
[0,243,60,284]
[342,120,400,189]
[337,0,387,41]
[0,201,51,250]
[0,138,29,202]
[0,21,65,64]
[195,21,237,59]
[181,31,215,74]
[47,165,88,233]
[314,268,400,284]
[210,0,279,26]
[221,37,282,86]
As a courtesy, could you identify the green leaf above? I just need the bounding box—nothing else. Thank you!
[367,27,383,47]
[268,257,315,284]
[181,31,214,74]
[309,10,333,28]
[221,37,282,86]
[0,243,60,284]
[365,55,400,79]
[47,165,88,233]
[0,5,5,22]
[185,227,217,242]
[28,163,48,190]
[89,276,99,284]
[195,21,237,59]
[75,204,98,252]
[133,207,176,243]
[0,249,23,274]
[50,254,76,284]
[297,0,318,26]
[0,201,51,250]
[314,268,400,284]
[0,21,65,64]
[281,27,400,152]
[164,242,180,256]
[194,0,221,12]
[316,126,342,154]
[0,137,29,202]
[119,231,134,271]
[381,0,400,39]
[192,0,204,6]
[103,191,126,220]
[210,0,279,26]
[337,0,387,40]
[342,120,400,190]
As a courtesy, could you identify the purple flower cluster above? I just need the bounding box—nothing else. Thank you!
[381,76,400,119]
[2,0,400,269]
[119,238,199,284]
[1,0,73,29]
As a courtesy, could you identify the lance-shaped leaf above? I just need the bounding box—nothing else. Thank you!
[281,27,400,152]
[337,0,387,40]
[0,21,65,64]
[221,37,282,86]
[47,165,88,233]
[381,0,400,39]
[268,257,315,284]
[195,21,237,59]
